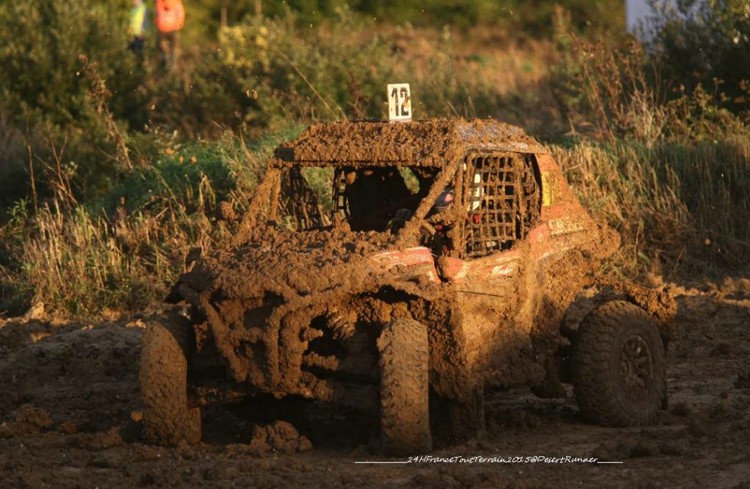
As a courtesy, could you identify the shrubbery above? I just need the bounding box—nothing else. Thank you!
[0,1,749,316]
[551,6,748,146]
[1,137,273,315]
[642,0,750,115]
[196,0,625,33]
[0,0,147,204]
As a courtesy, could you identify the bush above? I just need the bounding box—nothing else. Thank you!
[217,10,397,123]
[642,0,750,116]
[2,0,749,317]
[0,114,29,214]
[210,8,541,127]
[550,7,748,146]
[0,0,149,201]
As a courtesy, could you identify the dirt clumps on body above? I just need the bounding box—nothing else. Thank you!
[274,119,544,168]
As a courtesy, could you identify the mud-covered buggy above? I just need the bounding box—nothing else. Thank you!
[140,119,674,454]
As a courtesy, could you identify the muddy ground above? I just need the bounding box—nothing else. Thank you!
[1,279,749,489]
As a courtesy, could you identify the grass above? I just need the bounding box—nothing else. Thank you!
[554,138,750,279]
[1,137,272,316]
[1,15,749,317]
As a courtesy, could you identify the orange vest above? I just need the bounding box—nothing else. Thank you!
[155,0,185,33]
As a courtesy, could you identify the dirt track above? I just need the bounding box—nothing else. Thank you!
[1,279,749,489]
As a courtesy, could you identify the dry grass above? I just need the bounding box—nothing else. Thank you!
[11,139,270,316]
[554,137,750,278]
[20,198,207,315]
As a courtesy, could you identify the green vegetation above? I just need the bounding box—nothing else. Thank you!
[642,0,750,115]
[0,1,748,316]
[554,138,750,278]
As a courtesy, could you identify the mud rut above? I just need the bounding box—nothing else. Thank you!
[1,281,749,489]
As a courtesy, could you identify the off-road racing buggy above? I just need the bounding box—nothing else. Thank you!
[140,119,674,455]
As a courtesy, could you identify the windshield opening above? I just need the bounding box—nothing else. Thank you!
[278,166,439,233]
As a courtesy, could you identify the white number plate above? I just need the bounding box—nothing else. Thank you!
[387,83,412,122]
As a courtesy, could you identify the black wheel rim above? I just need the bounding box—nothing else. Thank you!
[619,335,654,400]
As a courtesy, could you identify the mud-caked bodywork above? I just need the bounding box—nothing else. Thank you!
[145,119,672,451]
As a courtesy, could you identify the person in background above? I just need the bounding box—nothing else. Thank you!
[155,0,185,69]
[128,0,147,56]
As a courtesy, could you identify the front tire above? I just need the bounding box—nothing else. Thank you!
[378,318,432,455]
[140,311,202,445]
[572,301,666,426]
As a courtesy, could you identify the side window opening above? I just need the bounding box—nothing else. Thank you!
[463,153,541,258]
[280,167,330,231]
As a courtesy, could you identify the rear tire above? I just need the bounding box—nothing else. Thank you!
[140,311,202,445]
[573,301,666,426]
[378,318,432,455]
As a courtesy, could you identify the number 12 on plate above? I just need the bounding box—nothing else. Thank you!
[387,83,412,122]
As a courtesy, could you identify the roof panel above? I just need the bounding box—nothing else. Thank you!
[273,119,546,167]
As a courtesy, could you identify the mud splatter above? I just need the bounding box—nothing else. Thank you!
[274,119,546,168]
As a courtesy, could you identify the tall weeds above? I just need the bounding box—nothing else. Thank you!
[555,138,750,278]
[547,8,749,279]
[6,134,750,316]
[6,138,268,316]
